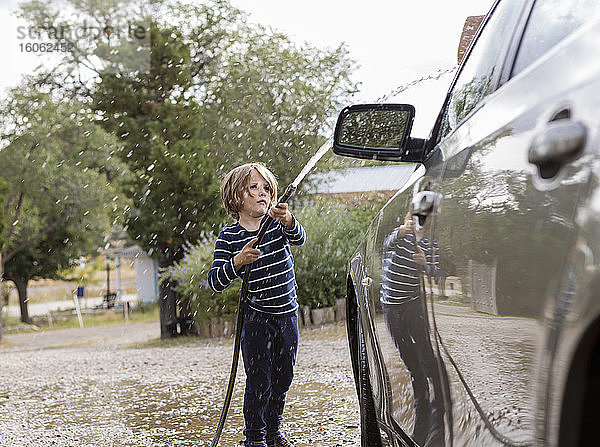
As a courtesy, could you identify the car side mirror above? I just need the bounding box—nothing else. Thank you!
[333,103,425,162]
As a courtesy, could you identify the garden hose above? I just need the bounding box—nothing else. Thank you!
[210,184,297,447]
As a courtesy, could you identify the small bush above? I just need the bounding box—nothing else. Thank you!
[161,237,241,324]
[293,196,384,309]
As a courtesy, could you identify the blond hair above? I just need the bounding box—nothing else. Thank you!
[220,163,278,220]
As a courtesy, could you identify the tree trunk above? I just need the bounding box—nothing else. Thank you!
[159,273,178,339]
[178,296,198,336]
[14,277,31,324]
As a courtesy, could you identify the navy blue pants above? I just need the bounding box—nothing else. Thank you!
[382,301,445,446]
[241,310,299,442]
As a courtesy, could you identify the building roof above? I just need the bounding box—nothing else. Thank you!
[103,244,149,258]
[308,164,417,194]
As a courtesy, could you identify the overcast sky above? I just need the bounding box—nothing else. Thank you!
[228,0,491,134]
[2,0,491,135]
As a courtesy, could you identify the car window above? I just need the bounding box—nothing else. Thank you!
[438,0,525,140]
[512,0,600,76]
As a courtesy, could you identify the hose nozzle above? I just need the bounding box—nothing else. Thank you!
[254,184,298,245]
[279,184,297,204]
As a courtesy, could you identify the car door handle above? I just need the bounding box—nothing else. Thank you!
[410,191,441,218]
[528,120,587,176]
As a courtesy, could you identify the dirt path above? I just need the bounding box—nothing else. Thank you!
[2,320,160,351]
[0,321,360,446]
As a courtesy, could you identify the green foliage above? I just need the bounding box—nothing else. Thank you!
[0,281,9,306]
[4,221,79,284]
[16,0,154,97]
[93,24,223,266]
[161,238,240,323]
[293,196,385,308]
[0,88,128,323]
[58,255,106,286]
[203,25,358,189]
[17,0,241,100]
[18,0,359,206]
[0,88,127,274]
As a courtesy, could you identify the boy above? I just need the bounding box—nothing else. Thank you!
[208,163,306,447]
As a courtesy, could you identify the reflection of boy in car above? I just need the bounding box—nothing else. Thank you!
[380,212,446,447]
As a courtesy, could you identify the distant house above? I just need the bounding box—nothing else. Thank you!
[104,245,159,304]
[308,164,417,199]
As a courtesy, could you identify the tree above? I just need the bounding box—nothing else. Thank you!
[17,0,244,337]
[0,88,127,323]
[3,220,95,324]
[18,0,359,337]
[18,0,358,188]
[202,25,357,188]
[0,176,9,338]
[16,0,241,101]
[92,23,224,337]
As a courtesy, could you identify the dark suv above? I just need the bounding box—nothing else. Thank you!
[333,0,600,446]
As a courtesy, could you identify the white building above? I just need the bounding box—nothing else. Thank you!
[111,245,159,304]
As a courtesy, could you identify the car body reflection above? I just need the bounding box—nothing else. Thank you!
[379,212,445,446]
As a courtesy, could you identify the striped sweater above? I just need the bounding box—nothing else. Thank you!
[208,215,306,315]
[380,230,439,305]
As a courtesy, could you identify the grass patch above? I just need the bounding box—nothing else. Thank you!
[2,313,30,328]
[2,303,160,334]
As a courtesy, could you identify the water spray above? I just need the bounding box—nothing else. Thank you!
[210,65,454,444]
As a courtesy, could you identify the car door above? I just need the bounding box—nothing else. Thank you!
[425,0,600,445]
[360,159,455,447]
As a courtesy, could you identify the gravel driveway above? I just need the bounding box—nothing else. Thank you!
[0,321,360,446]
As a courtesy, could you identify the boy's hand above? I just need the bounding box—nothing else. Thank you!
[269,203,294,229]
[413,247,427,267]
[397,212,416,238]
[234,237,260,270]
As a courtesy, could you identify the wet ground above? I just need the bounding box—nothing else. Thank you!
[0,321,360,446]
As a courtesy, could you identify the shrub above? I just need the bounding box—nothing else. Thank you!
[293,195,384,309]
[161,236,240,324]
